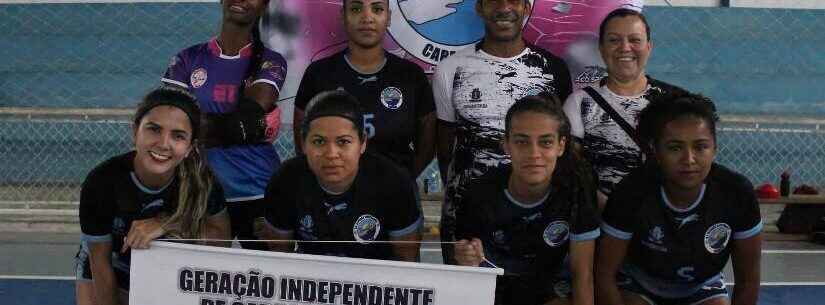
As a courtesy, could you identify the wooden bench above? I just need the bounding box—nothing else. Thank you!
[420,192,825,242]
[759,195,825,241]
[759,195,825,205]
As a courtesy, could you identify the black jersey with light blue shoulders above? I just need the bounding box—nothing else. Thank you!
[601,162,762,298]
[76,151,225,289]
[455,164,599,305]
[264,152,423,260]
[294,50,435,176]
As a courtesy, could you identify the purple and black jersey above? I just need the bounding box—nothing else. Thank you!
[162,38,287,201]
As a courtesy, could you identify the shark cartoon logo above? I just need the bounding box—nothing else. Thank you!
[389,0,535,65]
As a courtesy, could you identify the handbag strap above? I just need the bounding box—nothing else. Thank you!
[582,86,643,149]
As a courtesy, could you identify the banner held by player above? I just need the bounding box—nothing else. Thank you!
[130,241,502,305]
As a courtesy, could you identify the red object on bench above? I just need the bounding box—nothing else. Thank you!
[757,183,780,199]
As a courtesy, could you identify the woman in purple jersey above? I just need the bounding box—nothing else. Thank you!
[162,0,288,250]
[75,88,230,305]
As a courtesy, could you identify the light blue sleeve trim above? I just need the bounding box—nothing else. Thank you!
[601,222,633,240]
[571,228,601,241]
[733,220,763,240]
[389,216,424,237]
[263,218,293,235]
[81,233,112,244]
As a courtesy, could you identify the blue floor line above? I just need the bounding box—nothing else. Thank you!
[1,279,824,305]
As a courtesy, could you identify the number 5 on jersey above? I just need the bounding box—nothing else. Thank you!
[364,113,376,138]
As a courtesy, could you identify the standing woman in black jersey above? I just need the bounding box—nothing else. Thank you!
[453,95,599,305]
[292,0,436,179]
[596,94,761,305]
[75,88,230,305]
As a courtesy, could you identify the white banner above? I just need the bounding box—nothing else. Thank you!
[130,242,503,305]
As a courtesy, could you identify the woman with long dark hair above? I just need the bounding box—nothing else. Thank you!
[161,0,288,249]
[454,95,599,305]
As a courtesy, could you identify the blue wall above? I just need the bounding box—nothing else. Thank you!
[1,4,823,114]
[646,6,825,115]
[1,4,824,189]
[0,3,220,108]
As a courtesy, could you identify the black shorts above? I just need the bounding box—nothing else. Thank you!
[74,244,130,291]
[495,275,571,305]
[618,273,728,305]
[227,198,268,250]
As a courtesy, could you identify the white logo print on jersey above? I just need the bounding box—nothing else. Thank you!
[141,199,164,213]
[641,226,668,252]
[323,202,348,215]
[298,215,316,240]
[676,214,699,229]
[358,75,378,85]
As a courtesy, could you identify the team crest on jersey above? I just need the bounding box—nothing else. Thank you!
[387,0,534,65]
[353,214,381,244]
[543,221,570,247]
[380,87,404,110]
[704,223,732,254]
[190,68,208,88]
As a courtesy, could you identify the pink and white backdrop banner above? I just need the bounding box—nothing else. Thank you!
[260,0,644,122]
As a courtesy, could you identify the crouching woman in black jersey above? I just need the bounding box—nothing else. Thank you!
[264,90,423,261]
[453,96,600,305]
[75,88,230,305]
[596,94,762,305]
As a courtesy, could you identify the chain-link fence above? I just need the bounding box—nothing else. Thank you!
[0,116,819,201]
[717,120,825,189]
[0,2,823,202]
